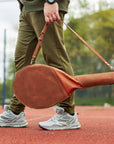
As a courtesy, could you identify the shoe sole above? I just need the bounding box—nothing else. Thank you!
[39,124,81,130]
[0,122,28,128]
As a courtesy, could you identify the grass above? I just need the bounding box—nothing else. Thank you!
[75,96,114,106]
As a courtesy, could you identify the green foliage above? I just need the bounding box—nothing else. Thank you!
[64,9,114,74]
[88,10,114,59]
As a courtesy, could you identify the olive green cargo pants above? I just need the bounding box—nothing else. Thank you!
[9,8,75,114]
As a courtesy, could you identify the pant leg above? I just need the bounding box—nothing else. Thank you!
[26,11,75,114]
[9,9,38,114]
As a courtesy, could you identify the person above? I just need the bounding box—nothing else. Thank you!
[0,0,81,130]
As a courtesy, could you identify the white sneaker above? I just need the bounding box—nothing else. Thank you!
[0,105,28,127]
[39,106,81,130]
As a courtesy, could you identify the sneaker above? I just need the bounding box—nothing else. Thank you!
[0,105,28,127]
[39,106,81,130]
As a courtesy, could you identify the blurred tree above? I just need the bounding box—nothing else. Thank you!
[88,9,114,59]
[83,9,114,72]
[64,9,114,74]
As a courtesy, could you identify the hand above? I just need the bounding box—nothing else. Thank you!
[44,2,61,24]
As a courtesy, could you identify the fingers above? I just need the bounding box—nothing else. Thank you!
[45,13,60,24]
[44,2,61,24]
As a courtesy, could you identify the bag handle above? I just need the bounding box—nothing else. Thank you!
[30,23,48,64]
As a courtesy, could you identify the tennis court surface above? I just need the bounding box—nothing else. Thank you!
[0,106,114,144]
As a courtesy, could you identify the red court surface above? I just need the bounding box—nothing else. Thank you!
[0,106,114,144]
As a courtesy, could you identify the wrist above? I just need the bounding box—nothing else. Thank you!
[45,0,58,4]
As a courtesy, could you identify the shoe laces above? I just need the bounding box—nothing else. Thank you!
[56,106,64,114]
[50,107,68,122]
